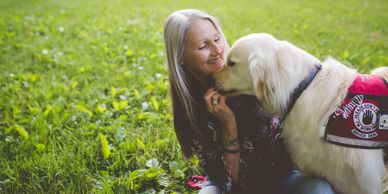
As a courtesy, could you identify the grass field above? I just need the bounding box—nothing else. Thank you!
[1,0,387,193]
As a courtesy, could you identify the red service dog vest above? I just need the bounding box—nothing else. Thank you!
[324,74,388,148]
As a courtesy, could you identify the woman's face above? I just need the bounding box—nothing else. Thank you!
[182,19,227,82]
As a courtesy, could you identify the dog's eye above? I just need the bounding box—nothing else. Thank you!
[227,61,236,67]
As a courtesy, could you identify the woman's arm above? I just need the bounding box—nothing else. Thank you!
[221,119,240,181]
[204,88,240,181]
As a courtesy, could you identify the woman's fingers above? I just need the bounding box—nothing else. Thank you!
[211,94,221,105]
[219,95,226,106]
[204,88,233,119]
[205,88,220,103]
[204,88,236,126]
[204,88,217,102]
[205,88,218,111]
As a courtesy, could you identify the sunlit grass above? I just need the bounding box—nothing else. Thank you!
[0,0,387,193]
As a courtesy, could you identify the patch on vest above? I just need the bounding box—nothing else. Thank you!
[324,74,388,148]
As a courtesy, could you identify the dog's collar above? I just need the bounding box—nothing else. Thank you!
[283,64,322,119]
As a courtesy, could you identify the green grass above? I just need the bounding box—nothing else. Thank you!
[0,0,387,193]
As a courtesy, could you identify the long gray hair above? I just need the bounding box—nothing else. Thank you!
[163,9,229,157]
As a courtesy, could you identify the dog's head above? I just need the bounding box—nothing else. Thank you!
[213,33,320,114]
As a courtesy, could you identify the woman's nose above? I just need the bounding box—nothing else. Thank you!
[211,43,223,55]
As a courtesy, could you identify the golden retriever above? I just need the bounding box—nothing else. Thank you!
[213,33,388,194]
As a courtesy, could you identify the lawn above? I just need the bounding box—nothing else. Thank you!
[0,0,387,193]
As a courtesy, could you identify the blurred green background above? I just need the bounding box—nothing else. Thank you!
[0,0,387,193]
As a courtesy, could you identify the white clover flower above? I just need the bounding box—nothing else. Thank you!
[22,81,29,88]
[96,120,102,125]
[119,95,127,100]
[142,102,149,110]
[123,45,128,50]
[146,158,159,168]
[137,57,145,62]
[58,26,64,32]
[138,66,144,70]
[42,49,49,55]
[155,73,162,79]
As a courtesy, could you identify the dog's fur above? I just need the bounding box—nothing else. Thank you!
[213,33,388,194]
[372,67,388,80]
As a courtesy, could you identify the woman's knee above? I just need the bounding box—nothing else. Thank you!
[291,177,335,194]
[198,185,222,194]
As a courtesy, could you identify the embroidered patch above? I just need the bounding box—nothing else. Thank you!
[334,95,363,119]
[352,102,379,138]
[324,74,388,148]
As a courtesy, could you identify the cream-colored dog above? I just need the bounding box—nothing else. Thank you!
[213,33,388,194]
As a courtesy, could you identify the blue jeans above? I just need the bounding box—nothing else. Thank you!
[198,179,221,194]
[281,169,336,194]
[198,170,335,194]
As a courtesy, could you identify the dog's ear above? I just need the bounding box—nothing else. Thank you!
[248,41,298,113]
[248,51,270,102]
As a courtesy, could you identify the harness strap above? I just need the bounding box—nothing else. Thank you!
[274,64,322,141]
[283,64,322,120]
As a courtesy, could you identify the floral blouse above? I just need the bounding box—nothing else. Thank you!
[182,95,294,194]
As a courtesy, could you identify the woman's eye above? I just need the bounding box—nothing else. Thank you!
[199,44,207,50]
[214,36,220,42]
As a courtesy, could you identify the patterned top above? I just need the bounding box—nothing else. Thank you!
[176,95,294,194]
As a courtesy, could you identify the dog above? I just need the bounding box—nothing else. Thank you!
[213,33,388,194]
[372,67,388,79]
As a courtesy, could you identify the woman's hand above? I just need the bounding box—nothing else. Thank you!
[204,87,237,134]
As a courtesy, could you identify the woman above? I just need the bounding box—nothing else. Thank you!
[163,9,335,194]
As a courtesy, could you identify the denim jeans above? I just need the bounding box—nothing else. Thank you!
[198,170,336,194]
[281,169,336,194]
[197,179,221,194]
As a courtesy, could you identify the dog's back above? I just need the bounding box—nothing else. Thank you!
[371,66,388,193]
[283,58,386,194]
[372,67,388,79]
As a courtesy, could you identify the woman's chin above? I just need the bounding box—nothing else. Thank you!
[212,64,225,73]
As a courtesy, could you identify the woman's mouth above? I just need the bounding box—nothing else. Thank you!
[208,57,223,65]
